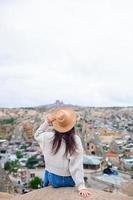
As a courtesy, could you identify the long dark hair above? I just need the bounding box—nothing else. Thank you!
[51,127,77,156]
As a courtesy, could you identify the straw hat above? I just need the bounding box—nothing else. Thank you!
[52,108,77,133]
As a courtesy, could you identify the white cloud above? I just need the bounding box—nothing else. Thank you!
[0,0,133,107]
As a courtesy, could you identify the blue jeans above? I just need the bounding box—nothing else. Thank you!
[44,170,75,188]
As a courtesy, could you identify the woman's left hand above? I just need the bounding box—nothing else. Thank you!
[79,189,91,198]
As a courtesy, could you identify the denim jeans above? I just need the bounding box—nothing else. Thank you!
[44,170,75,188]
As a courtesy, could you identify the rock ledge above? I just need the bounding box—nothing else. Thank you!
[10,187,132,200]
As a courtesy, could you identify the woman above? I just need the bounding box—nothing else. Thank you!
[34,108,90,197]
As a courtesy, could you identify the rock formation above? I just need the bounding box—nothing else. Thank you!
[11,187,132,200]
[121,182,133,197]
[0,166,14,193]
[0,192,14,200]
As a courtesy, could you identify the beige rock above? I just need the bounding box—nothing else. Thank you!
[22,122,33,139]
[0,166,14,193]
[121,182,133,197]
[11,187,132,200]
[0,111,7,120]
[0,192,14,200]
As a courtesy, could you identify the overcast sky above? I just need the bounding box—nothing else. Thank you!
[0,0,133,107]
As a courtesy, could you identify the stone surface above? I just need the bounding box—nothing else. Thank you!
[0,166,14,193]
[11,187,132,200]
[121,182,133,197]
[0,192,14,200]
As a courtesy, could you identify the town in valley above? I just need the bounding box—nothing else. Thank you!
[0,101,133,196]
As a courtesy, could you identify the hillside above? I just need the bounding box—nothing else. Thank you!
[0,106,133,141]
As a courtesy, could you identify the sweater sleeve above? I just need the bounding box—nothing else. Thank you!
[69,135,86,191]
[34,120,49,151]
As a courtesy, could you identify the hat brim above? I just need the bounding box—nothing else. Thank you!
[52,108,77,133]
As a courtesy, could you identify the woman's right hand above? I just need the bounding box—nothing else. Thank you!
[47,114,56,124]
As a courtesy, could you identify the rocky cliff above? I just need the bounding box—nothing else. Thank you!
[0,108,46,140]
[10,187,133,200]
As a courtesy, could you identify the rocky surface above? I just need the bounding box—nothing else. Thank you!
[10,187,132,200]
[121,182,133,197]
[0,166,14,193]
[0,192,14,200]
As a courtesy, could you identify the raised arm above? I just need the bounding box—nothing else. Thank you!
[34,119,50,151]
[34,120,49,142]
[34,115,56,149]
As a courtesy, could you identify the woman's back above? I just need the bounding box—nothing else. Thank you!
[44,131,69,176]
[37,130,83,177]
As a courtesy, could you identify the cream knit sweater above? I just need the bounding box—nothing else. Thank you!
[34,120,86,191]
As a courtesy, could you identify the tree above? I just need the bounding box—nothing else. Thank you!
[16,151,23,159]
[29,176,42,189]
[4,160,21,173]
[4,161,11,171]
[76,123,82,132]
[20,144,27,150]
[26,157,38,168]
[0,118,16,125]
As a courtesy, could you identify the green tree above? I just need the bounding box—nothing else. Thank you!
[29,176,42,189]
[20,144,27,150]
[0,118,16,125]
[16,151,23,159]
[4,160,21,173]
[26,157,38,168]
[76,123,82,132]
[4,161,11,171]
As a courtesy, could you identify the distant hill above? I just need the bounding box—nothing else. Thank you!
[35,100,82,109]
